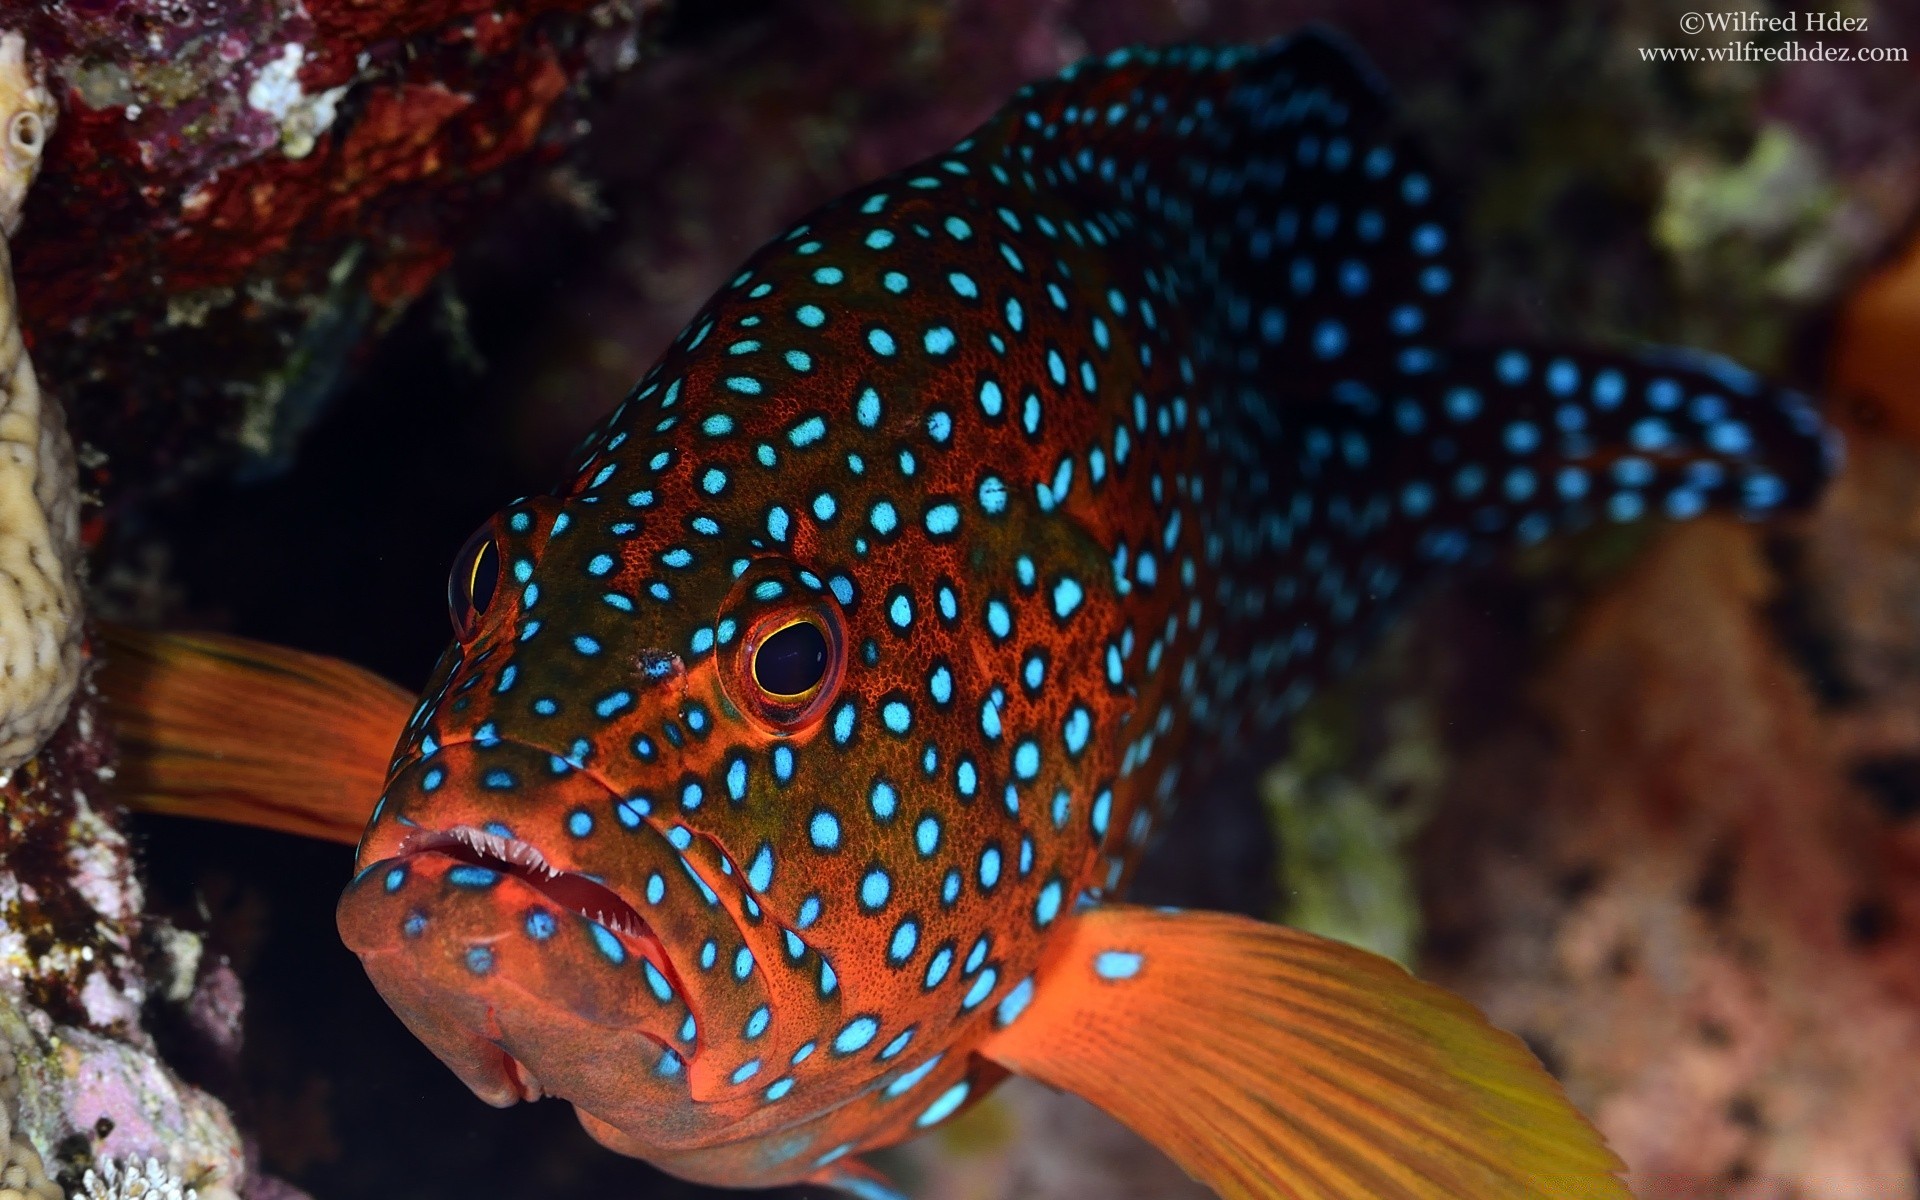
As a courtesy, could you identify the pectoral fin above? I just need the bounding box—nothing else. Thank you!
[979,904,1629,1200]
[96,624,411,844]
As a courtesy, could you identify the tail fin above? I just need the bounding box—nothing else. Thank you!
[97,625,411,844]
[1322,341,1838,560]
[981,905,1628,1200]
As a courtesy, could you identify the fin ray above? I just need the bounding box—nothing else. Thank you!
[97,624,411,844]
[981,905,1629,1200]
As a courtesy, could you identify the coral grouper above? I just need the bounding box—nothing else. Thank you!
[103,30,1833,1200]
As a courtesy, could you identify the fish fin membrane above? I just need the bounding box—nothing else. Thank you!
[980,905,1630,1200]
[984,30,1461,382]
[97,624,409,844]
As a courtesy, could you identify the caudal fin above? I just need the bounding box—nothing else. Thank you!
[97,625,411,844]
[980,905,1629,1200]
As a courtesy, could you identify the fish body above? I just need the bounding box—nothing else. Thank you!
[114,30,1830,1200]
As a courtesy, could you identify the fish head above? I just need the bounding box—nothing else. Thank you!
[335,348,1062,1157]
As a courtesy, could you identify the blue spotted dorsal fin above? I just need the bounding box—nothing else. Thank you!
[979,905,1631,1200]
[987,28,1462,393]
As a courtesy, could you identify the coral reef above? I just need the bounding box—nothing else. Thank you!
[0,675,260,1199]
[4,0,668,532]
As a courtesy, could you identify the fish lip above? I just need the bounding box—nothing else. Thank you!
[396,823,654,943]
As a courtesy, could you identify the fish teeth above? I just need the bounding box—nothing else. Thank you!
[449,824,554,875]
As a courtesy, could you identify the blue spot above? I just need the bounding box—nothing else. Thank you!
[924,945,953,989]
[449,864,501,888]
[883,701,912,734]
[860,868,892,911]
[465,946,494,974]
[1035,881,1063,926]
[868,328,897,356]
[731,1059,761,1084]
[887,1055,945,1104]
[924,503,959,536]
[1095,951,1143,980]
[525,910,556,939]
[979,845,1002,889]
[1051,577,1084,618]
[1013,740,1040,779]
[916,1081,971,1129]
[589,924,626,965]
[924,326,956,355]
[963,967,998,1010]
[1063,707,1091,756]
[880,1028,914,1060]
[834,1016,879,1055]
[567,810,593,837]
[915,816,942,857]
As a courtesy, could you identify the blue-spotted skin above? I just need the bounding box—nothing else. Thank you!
[336,32,1833,1191]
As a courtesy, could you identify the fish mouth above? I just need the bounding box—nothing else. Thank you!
[402,824,652,941]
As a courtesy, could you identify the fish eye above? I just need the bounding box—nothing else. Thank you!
[724,596,845,733]
[448,524,501,641]
[752,619,829,699]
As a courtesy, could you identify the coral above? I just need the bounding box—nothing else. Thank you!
[75,1159,200,1200]
[3,1041,60,1200]
[1261,673,1445,967]
[1,680,251,1198]
[0,0,669,531]
[0,29,78,771]
[1831,229,1920,450]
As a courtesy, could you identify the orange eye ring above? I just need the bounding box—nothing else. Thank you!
[448,524,501,641]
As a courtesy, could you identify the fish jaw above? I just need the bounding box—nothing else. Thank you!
[339,741,729,1148]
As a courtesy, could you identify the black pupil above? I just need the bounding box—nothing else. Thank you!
[450,529,500,634]
[754,621,828,698]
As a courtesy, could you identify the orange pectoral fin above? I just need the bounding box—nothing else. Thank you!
[97,624,414,845]
[980,904,1630,1200]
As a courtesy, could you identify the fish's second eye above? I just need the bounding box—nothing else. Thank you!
[448,525,501,641]
[752,619,828,699]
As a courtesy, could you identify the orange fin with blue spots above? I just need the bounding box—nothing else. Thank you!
[980,904,1630,1200]
[97,624,411,844]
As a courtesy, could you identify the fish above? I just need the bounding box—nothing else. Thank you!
[99,29,1835,1200]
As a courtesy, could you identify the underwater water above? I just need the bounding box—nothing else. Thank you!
[5,0,1920,1198]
